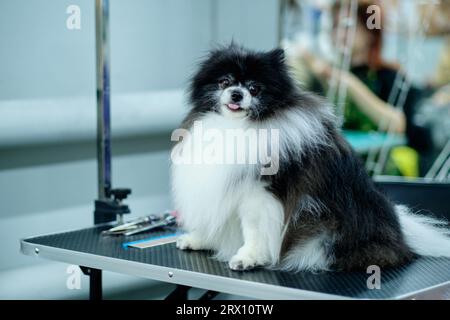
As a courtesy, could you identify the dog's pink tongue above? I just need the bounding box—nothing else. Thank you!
[227,103,240,110]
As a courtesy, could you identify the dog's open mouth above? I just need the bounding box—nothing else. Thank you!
[226,103,243,112]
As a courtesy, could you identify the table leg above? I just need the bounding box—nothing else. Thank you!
[165,285,191,300]
[80,266,103,300]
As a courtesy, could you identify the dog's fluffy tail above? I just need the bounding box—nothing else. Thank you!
[396,204,450,257]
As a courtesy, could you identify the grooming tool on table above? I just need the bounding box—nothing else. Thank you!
[123,232,182,249]
[102,211,177,236]
[122,214,177,236]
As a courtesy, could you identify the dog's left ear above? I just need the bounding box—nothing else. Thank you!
[267,48,285,64]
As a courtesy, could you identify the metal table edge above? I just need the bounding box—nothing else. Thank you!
[395,281,450,300]
[20,238,351,300]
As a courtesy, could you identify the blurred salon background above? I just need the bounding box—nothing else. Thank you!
[284,0,450,178]
[0,0,449,299]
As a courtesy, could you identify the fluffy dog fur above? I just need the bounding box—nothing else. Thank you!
[171,45,450,272]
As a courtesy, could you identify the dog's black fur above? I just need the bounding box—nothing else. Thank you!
[272,121,415,270]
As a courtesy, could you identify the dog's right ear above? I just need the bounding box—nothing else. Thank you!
[267,48,285,64]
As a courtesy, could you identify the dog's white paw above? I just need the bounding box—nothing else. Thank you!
[176,234,204,251]
[228,252,264,271]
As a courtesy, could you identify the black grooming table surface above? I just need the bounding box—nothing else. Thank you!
[21,225,450,299]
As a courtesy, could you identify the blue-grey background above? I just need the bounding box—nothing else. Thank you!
[0,0,278,299]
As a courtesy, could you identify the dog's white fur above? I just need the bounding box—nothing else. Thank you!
[281,232,333,272]
[172,107,330,270]
[396,204,450,257]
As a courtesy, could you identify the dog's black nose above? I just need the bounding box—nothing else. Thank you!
[231,90,243,103]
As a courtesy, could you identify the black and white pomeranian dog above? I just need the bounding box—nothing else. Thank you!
[171,44,450,272]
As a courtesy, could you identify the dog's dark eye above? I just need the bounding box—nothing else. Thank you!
[248,84,260,96]
[219,78,231,89]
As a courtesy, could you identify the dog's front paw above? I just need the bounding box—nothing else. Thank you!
[176,234,204,251]
[229,253,263,271]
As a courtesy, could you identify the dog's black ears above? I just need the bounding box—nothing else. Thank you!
[267,48,285,64]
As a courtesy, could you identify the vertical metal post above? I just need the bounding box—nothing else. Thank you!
[90,0,110,300]
[95,0,112,203]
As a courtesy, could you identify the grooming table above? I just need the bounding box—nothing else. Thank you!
[21,225,450,300]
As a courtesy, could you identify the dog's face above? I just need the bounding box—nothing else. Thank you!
[189,45,298,121]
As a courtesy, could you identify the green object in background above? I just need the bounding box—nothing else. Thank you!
[343,130,406,154]
[391,146,419,178]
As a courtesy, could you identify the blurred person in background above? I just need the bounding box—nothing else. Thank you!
[421,0,450,89]
[288,0,426,176]
[413,0,450,175]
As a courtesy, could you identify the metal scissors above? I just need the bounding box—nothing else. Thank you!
[102,211,177,236]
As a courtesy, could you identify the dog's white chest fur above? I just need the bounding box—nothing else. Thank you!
[171,113,285,268]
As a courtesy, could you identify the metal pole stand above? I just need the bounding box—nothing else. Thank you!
[91,0,132,300]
